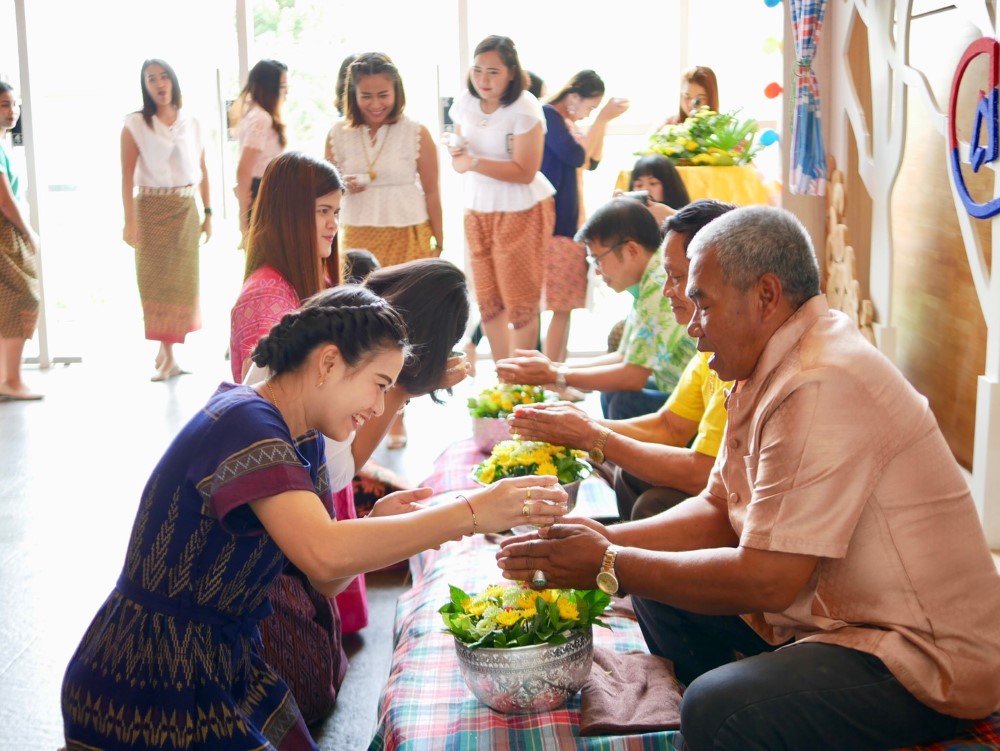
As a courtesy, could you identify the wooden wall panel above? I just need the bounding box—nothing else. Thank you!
[888,15,989,470]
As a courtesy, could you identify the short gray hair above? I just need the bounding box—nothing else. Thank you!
[688,206,820,308]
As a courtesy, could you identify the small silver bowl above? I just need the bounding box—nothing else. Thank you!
[454,629,594,712]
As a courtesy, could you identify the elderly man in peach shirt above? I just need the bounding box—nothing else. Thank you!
[498,205,1000,751]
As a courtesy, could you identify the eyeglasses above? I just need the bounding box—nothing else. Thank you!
[586,242,624,269]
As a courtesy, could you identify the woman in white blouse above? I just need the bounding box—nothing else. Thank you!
[120,58,211,382]
[448,35,554,362]
[234,59,288,242]
[326,51,443,448]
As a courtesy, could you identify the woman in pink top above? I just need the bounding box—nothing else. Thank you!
[230,150,341,383]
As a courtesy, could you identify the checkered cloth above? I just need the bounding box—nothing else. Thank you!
[902,714,1000,750]
[368,535,681,750]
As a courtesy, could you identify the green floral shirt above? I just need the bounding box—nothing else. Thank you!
[618,246,697,393]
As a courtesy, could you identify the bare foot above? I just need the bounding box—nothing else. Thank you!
[150,363,189,382]
[0,381,44,400]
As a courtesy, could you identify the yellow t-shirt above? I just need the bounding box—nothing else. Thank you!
[663,352,733,457]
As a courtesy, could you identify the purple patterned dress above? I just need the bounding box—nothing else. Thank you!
[61,383,329,750]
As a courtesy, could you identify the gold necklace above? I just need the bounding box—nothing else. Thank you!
[360,125,390,181]
[265,379,280,412]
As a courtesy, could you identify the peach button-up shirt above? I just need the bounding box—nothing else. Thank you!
[704,295,1000,719]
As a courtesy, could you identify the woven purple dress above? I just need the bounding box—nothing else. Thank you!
[61,383,330,750]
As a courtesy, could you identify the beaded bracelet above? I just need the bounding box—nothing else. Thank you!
[457,494,477,534]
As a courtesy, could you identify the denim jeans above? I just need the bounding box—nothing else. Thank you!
[632,598,971,751]
[600,377,668,420]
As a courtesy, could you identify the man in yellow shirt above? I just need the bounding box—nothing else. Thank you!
[508,200,736,519]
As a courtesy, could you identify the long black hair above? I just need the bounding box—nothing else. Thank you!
[363,258,470,402]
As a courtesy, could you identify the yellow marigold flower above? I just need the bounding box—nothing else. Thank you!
[537,461,558,476]
[686,140,699,151]
[537,589,558,603]
[519,604,537,619]
[515,591,537,609]
[483,585,505,599]
[557,597,580,621]
[495,608,521,627]
[500,398,514,411]
[466,600,489,616]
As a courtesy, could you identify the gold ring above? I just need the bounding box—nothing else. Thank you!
[526,488,532,501]
[522,503,530,517]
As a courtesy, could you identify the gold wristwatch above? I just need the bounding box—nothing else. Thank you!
[596,544,623,595]
[588,427,611,464]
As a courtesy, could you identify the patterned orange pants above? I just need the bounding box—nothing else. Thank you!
[464,198,554,328]
[542,235,588,312]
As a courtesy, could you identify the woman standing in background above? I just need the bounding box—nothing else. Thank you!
[540,69,628,363]
[234,58,288,243]
[655,65,719,131]
[326,51,443,448]
[448,35,554,363]
[0,81,42,400]
[326,52,442,266]
[121,59,211,382]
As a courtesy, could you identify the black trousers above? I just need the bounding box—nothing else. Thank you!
[632,597,972,751]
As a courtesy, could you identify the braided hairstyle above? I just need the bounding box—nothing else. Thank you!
[251,286,410,376]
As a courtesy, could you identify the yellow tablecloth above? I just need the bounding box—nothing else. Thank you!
[615,165,770,206]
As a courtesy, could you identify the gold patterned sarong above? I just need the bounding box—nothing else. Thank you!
[0,217,40,339]
[134,192,201,343]
[339,221,434,268]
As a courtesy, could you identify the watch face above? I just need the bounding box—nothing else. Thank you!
[588,447,605,464]
[596,571,618,595]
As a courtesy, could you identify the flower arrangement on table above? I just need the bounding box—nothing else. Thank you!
[642,106,764,166]
[472,439,590,485]
[467,383,550,419]
[440,582,611,649]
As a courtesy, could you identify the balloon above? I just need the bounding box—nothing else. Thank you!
[764,82,783,99]
[764,0,782,6]
[763,37,782,54]
[760,129,779,146]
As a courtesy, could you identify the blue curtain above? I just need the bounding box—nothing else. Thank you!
[789,0,828,196]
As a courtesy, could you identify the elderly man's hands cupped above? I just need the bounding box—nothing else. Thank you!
[496,522,610,589]
[509,401,593,448]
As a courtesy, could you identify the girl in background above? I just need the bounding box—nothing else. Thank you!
[624,152,691,226]
[120,59,211,382]
[235,58,288,242]
[540,69,628,363]
[0,81,41,400]
[655,65,719,131]
[447,35,555,363]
